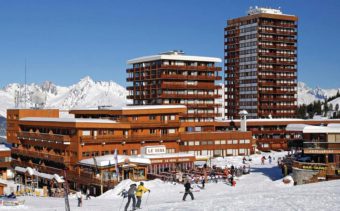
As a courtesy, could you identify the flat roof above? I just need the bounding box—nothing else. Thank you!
[20,117,117,124]
[79,155,151,167]
[127,54,221,64]
[286,124,340,133]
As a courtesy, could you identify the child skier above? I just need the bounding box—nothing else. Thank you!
[182,180,194,201]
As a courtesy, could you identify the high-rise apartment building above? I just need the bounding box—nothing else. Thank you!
[225,7,298,119]
[127,50,222,122]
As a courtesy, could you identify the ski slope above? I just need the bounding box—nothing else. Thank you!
[1,152,340,211]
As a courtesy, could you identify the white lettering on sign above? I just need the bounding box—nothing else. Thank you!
[145,146,166,155]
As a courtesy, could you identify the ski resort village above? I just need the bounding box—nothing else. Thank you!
[0,2,340,211]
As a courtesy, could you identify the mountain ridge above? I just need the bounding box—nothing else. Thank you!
[0,78,339,118]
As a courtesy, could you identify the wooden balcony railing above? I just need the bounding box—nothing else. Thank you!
[161,83,220,90]
[17,131,71,144]
[159,93,221,99]
[12,148,70,163]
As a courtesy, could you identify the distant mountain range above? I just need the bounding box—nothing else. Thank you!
[0,76,129,117]
[0,77,339,118]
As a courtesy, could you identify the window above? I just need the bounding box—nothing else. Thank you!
[232,140,238,144]
[245,139,250,144]
[208,141,214,145]
[149,115,156,120]
[227,140,232,144]
[168,129,176,134]
[132,116,138,121]
[166,148,175,153]
[201,141,207,145]
[239,140,245,144]
[195,141,200,146]
[215,140,221,145]
[221,140,226,144]
[150,129,156,134]
[131,149,138,155]
[239,149,245,154]
[170,115,176,120]
[188,141,195,146]
[82,130,91,136]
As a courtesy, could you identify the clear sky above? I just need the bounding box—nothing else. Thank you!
[0,0,339,88]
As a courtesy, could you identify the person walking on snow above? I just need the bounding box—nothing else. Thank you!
[86,188,91,200]
[76,189,82,207]
[136,182,150,209]
[261,156,266,165]
[268,156,272,165]
[125,184,137,211]
[182,180,194,201]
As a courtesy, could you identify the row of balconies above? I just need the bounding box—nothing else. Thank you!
[159,93,221,99]
[258,44,297,50]
[258,36,296,43]
[260,97,296,102]
[259,29,297,36]
[11,148,70,163]
[258,81,297,87]
[258,75,297,80]
[160,83,221,90]
[126,65,222,73]
[258,52,296,58]
[258,60,296,66]
[259,105,298,110]
[127,74,222,82]
[259,22,297,29]
[17,131,71,144]
[80,133,180,144]
[258,90,296,95]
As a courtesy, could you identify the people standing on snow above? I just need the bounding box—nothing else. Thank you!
[182,180,194,201]
[136,182,150,209]
[268,156,272,165]
[261,156,266,165]
[125,184,137,211]
[86,188,91,200]
[76,189,82,207]
[242,156,247,164]
[200,176,205,189]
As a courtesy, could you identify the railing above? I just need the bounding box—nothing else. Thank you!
[258,75,297,80]
[159,93,221,99]
[11,148,70,163]
[303,142,340,150]
[259,36,296,43]
[11,159,65,175]
[126,65,222,73]
[161,83,220,90]
[80,133,180,144]
[258,44,297,50]
[17,131,71,144]
[160,74,222,81]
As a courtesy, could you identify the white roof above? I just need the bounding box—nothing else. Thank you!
[127,54,221,64]
[79,155,151,167]
[216,117,340,123]
[20,117,116,124]
[326,124,340,128]
[286,124,340,133]
[122,105,186,110]
[14,166,65,183]
[0,144,10,152]
[142,152,195,159]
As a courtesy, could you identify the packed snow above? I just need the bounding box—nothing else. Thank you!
[1,151,339,210]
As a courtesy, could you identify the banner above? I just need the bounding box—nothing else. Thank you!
[114,149,119,182]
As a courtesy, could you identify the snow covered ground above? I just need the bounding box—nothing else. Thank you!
[1,152,340,211]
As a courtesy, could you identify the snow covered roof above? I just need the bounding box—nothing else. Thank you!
[79,155,151,167]
[14,166,65,183]
[127,54,221,64]
[122,105,186,110]
[286,124,340,133]
[0,144,10,152]
[215,117,340,123]
[20,117,116,124]
[142,152,195,159]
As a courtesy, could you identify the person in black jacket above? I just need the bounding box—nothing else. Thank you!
[182,180,194,201]
[125,184,137,211]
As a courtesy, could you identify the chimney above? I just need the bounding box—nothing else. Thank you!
[239,110,248,132]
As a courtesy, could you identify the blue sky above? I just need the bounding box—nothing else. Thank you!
[0,0,339,88]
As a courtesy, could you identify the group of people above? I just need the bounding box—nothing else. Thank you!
[121,182,150,211]
[261,155,273,165]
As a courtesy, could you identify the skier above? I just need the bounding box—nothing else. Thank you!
[135,182,150,209]
[268,156,272,165]
[242,156,247,164]
[182,180,194,201]
[261,156,266,165]
[125,184,137,211]
[86,188,91,200]
[200,176,205,189]
[76,189,82,207]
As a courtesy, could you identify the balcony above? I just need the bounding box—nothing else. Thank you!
[258,75,297,80]
[259,52,296,58]
[80,133,180,144]
[259,29,297,36]
[259,36,296,43]
[258,44,297,51]
[11,159,65,175]
[161,83,220,90]
[160,74,222,81]
[258,60,297,66]
[126,65,222,73]
[259,105,297,110]
[17,131,71,145]
[159,93,221,99]
[11,148,70,163]
[258,90,296,95]
[303,142,340,154]
[258,81,297,87]
[260,97,296,102]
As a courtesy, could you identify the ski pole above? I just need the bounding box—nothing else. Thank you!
[145,192,150,211]
[118,197,125,211]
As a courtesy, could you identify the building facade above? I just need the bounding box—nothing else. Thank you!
[7,106,253,193]
[225,7,298,119]
[127,50,222,122]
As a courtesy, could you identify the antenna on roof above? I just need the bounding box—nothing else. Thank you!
[24,58,27,108]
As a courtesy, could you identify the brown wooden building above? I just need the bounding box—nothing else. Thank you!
[225,7,298,119]
[126,50,222,122]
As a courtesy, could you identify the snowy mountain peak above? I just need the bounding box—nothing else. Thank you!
[0,77,130,117]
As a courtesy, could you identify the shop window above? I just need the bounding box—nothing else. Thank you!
[149,115,156,120]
